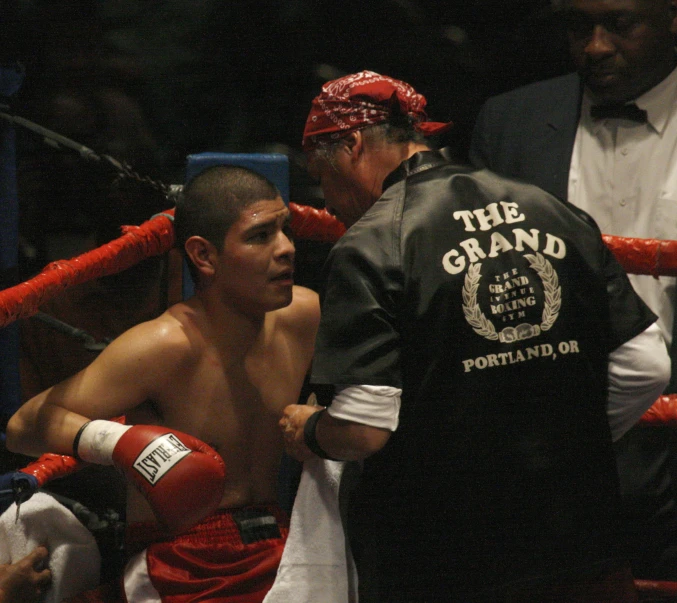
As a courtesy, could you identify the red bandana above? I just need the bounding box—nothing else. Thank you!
[302,71,453,151]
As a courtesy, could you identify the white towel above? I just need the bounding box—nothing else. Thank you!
[0,491,101,603]
[264,457,358,603]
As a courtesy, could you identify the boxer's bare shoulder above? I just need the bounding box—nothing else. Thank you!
[283,284,320,328]
[271,284,320,360]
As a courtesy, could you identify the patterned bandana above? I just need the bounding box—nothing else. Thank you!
[302,70,453,151]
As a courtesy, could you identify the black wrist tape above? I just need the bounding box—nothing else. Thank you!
[72,421,91,460]
[303,408,341,461]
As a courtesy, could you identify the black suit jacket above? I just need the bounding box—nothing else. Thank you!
[469,72,582,203]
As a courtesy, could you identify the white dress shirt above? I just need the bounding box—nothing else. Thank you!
[568,65,677,348]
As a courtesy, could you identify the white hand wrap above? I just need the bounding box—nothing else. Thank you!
[76,420,132,465]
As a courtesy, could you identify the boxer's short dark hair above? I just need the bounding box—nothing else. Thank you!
[174,165,280,281]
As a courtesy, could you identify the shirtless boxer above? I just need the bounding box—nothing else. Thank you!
[5,164,320,602]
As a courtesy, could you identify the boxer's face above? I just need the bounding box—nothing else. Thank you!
[563,0,677,103]
[216,197,295,314]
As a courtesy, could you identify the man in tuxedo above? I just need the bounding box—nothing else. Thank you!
[470,0,677,580]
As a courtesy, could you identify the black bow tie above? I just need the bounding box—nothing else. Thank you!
[590,103,648,123]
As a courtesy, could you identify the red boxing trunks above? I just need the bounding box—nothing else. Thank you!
[65,506,289,603]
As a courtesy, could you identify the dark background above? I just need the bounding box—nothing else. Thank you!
[2,0,573,161]
[1,0,575,277]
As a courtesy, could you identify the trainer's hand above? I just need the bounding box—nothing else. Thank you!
[280,404,324,462]
[0,545,51,603]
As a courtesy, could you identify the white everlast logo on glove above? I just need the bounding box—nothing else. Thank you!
[132,434,191,485]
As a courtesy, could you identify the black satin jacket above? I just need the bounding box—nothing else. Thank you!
[312,149,656,600]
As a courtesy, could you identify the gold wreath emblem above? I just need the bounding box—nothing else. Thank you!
[462,252,561,342]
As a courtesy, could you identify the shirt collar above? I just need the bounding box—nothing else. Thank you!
[382,147,458,190]
[635,64,677,135]
[582,64,677,135]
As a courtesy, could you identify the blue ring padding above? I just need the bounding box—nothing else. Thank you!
[181,153,290,300]
[184,153,289,205]
[0,64,24,419]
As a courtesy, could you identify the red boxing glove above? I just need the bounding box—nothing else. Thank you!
[76,421,226,535]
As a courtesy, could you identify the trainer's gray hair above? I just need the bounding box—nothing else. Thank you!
[308,120,427,166]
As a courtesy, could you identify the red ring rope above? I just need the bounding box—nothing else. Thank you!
[0,210,175,327]
[0,204,670,327]
[602,234,677,278]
